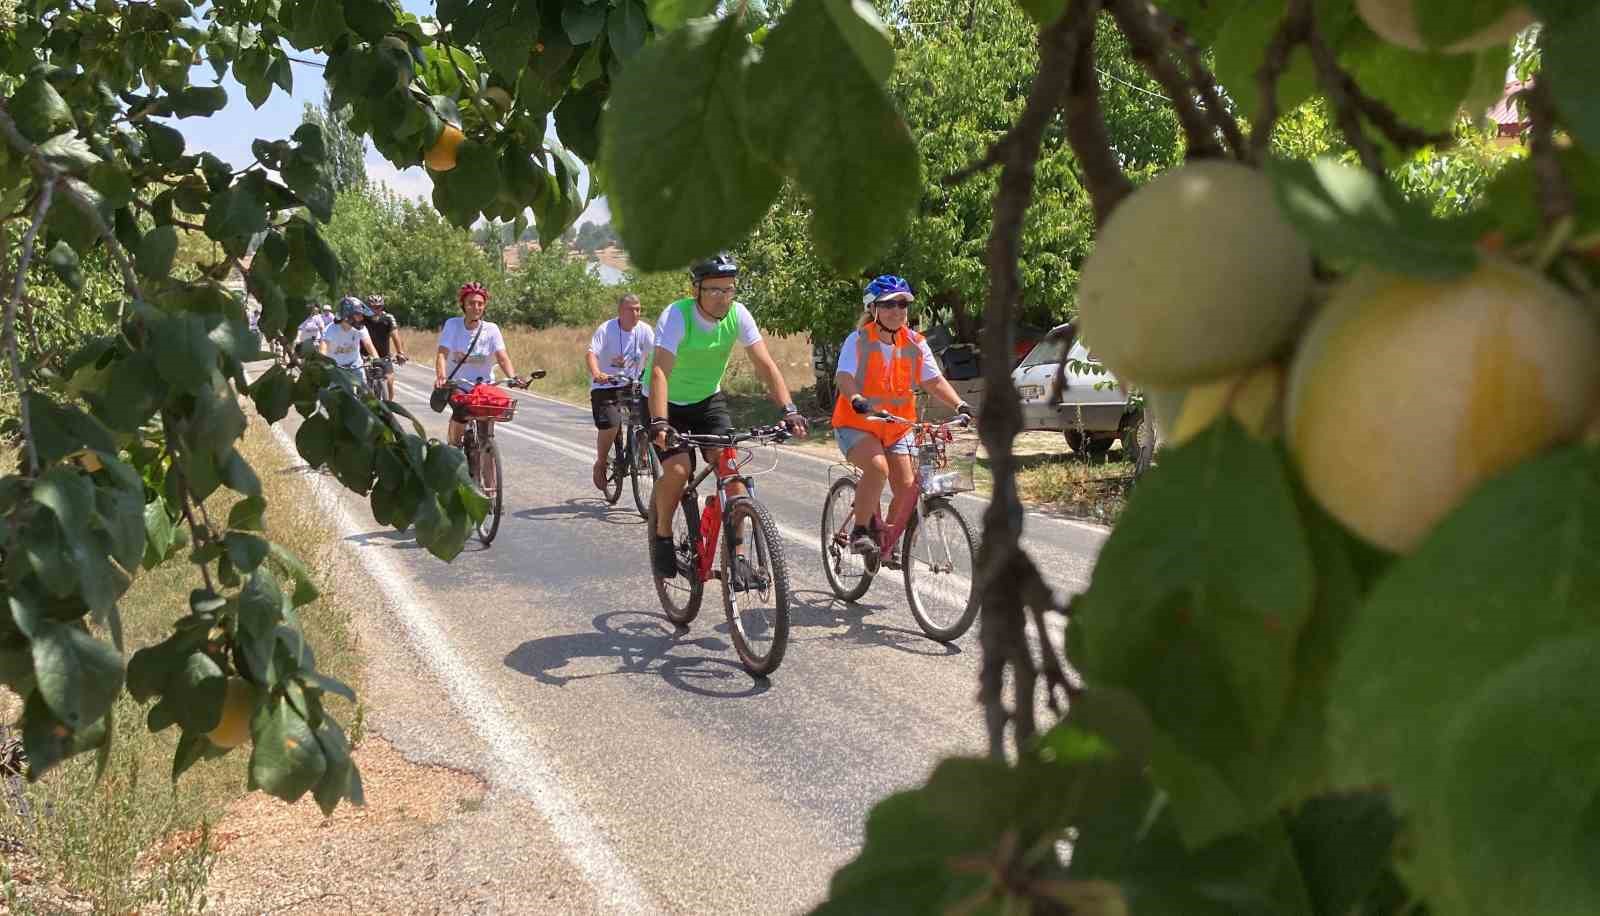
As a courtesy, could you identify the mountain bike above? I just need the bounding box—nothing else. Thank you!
[820,413,980,641]
[649,423,794,675]
[597,376,660,518]
[455,371,545,546]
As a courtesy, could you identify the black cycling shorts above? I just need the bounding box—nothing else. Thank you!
[590,387,644,430]
[655,391,733,460]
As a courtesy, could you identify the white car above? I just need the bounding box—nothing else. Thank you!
[1012,325,1144,458]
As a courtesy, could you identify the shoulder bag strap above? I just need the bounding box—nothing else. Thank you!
[444,323,484,384]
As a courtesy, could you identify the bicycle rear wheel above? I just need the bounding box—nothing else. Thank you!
[722,497,790,676]
[603,433,625,505]
[651,492,702,624]
[630,427,659,520]
[902,497,978,641]
[475,432,504,545]
[820,476,875,601]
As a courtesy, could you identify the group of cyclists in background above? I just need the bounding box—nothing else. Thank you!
[290,252,978,675]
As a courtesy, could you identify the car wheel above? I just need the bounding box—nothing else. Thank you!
[1065,429,1114,459]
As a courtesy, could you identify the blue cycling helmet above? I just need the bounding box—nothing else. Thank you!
[863,275,914,308]
[338,296,373,321]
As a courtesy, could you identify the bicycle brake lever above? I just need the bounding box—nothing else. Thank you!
[528,369,548,380]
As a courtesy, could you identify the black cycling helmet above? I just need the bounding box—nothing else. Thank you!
[337,295,373,321]
[688,252,738,282]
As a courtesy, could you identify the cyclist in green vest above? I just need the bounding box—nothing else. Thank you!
[647,253,808,582]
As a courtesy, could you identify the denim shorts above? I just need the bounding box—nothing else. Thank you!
[836,426,917,458]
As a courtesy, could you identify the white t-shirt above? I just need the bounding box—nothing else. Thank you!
[295,315,324,344]
[437,317,507,388]
[589,318,656,389]
[322,322,373,369]
[654,301,761,355]
[836,328,942,383]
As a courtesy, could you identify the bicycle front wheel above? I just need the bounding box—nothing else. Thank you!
[603,432,625,505]
[902,497,978,641]
[722,498,790,676]
[651,492,703,625]
[820,476,874,601]
[475,433,504,545]
[630,427,659,520]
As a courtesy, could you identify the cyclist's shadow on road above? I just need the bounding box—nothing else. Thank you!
[513,498,643,527]
[503,610,770,699]
[784,589,963,657]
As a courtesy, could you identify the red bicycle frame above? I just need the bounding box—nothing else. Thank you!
[843,417,966,557]
[692,446,743,582]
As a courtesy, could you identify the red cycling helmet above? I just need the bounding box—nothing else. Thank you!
[458,281,490,304]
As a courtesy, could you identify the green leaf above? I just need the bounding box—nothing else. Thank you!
[554,82,607,163]
[422,441,471,492]
[87,160,134,209]
[224,532,270,573]
[268,542,321,607]
[1341,36,1485,135]
[344,0,397,41]
[311,716,360,815]
[822,0,894,85]
[607,0,649,60]
[645,0,717,30]
[1067,421,1315,846]
[601,15,781,270]
[442,140,501,217]
[295,413,335,467]
[44,240,83,291]
[1012,0,1066,26]
[140,122,186,164]
[21,689,109,778]
[228,495,267,533]
[250,363,294,423]
[172,84,229,118]
[26,395,117,466]
[170,651,226,733]
[1408,632,1600,916]
[1266,156,1477,279]
[143,496,178,569]
[10,74,74,142]
[136,225,179,278]
[203,177,270,245]
[1213,0,1317,123]
[746,0,921,271]
[24,517,76,598]
[31,620,124,730]
[1413,0,1522,50]
[288,0,349,50]
[481,0,540,79]
[563,0,608,44]
[1285,792,1400,916]
[248,693,327,803]
[1329,446,1600,809]
[299,219,341,288]
[1534,3,1600,155]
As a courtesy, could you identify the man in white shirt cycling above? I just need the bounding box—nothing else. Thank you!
[646,253,807,586]
[294,302,325,359]
[587,292,655,491]
[320,296,381,377]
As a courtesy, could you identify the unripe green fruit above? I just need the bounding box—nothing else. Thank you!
[1355,0,1534,53]
[1077,160,1313,387]
[1288,260,1600,553]
[1148,364,1284,447]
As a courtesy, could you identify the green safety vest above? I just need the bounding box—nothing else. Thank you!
[643,298,740,405]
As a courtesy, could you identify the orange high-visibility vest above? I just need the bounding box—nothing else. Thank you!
[831,321,926,447]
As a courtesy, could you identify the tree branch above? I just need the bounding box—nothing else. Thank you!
[1151,3,1247,157]
[1061,8,1132,227]
[1107,0,1226,159]
[978,0,1099,759]
[3,180,54,476]
[1524,78,1572,231]
[1248,0,1312,162]
[1298,0,1381,174]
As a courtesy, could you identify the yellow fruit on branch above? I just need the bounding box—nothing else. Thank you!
[1354,0,1534,53]
[1148,364,1284,448]
[425,122,465,172]
[1076,160,1313,388]
[1287,259,1600,553]
[207,677,258,749]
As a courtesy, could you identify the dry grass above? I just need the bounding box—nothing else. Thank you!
[1,413,363,915]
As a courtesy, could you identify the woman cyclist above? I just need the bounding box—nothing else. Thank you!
[321,296,381,376]
[434,282,521,447]
[832,275,970,560]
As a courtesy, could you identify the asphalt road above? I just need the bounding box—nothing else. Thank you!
[276,361,1110,914]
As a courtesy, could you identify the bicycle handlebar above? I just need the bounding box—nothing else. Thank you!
[666,423,793,448]
[865,411,972,430]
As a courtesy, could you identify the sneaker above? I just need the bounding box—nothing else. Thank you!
[652,535,678,579]
[729,555,769,593]
[849,525,878,558]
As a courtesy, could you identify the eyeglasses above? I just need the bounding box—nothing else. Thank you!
[873,300,912,310]
[700,285,737,298]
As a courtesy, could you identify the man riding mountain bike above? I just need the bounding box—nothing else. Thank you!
[364,294,408,400]
[321,296,381,376]
[588,292,654,492]
[647,253,807,586]
[833,275,971,560]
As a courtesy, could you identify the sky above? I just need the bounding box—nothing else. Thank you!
[176,1,610,226]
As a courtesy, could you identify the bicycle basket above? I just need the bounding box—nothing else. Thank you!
[452,384,518,421]
[918,428,979,497]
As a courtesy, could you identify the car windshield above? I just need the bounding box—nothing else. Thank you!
[1017,337,1067,368]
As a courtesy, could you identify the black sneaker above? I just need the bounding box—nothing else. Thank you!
[849,524,878,558]
[728,555,769,593]
[652,535,678,579]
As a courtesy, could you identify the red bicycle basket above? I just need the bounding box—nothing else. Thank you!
[451,384,517,420]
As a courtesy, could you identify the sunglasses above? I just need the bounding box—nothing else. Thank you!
[873,300,912,310]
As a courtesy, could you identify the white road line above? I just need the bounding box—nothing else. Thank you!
[394,363,1109,539]
[266,424,661,915]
